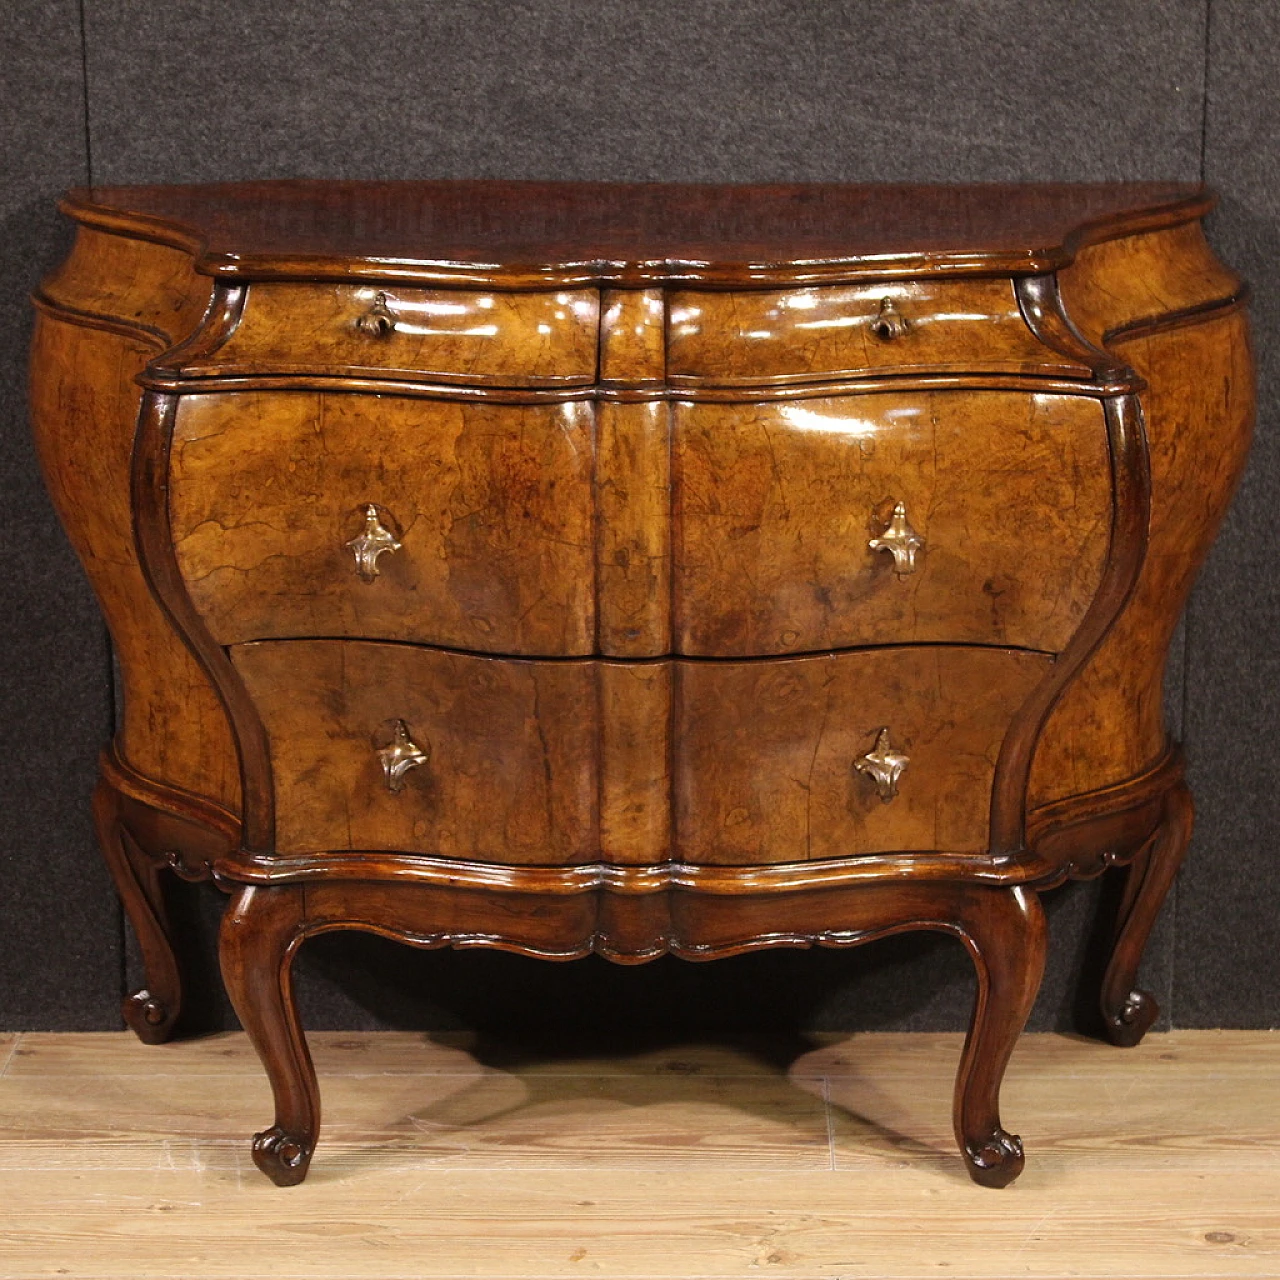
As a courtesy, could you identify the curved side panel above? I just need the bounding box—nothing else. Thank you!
[37,225,211,342]
[131,393,273,848]
[1057,222,1244,344]
[1029,307,1255,803]
[990,393,1151,854]
[28,312,241,809]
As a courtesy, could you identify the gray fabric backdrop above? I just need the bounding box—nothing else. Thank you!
[1,0,1274,1036]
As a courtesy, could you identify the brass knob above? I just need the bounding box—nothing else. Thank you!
[377,720,430,793]
[870,296,909,341]
[854,728,909,803]
[355,291,397,338]
[868,501,923,575]
[346,504,402,582]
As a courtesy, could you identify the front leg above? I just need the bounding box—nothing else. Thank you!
[1100,781,1193,1046]
[951,883,1047,1188]
[219,883,319,1186]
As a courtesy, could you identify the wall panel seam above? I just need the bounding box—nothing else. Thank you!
[77,0,94,187]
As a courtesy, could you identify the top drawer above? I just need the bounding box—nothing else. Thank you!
[179,283,600,387]
[668,279,1090,384]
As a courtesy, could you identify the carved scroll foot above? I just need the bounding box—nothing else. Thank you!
[953,884,1047,1189]
[93,777,182,1044]
[219,884,319,1186]
[252,1124,315,1187]
[1100,782,1193,1047]
[963,1128,1025,1189]
[1103,989,1159,1049]
[123,989,177,1044]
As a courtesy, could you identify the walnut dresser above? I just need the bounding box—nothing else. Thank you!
[30,181,1253,1187]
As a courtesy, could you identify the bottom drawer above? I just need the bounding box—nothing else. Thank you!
[231,640,601,863]
[231,640,1051,864]
[674,647,1049,864]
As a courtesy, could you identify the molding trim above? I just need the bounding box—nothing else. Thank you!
[130,392,276,851]
[60,185,1216,290]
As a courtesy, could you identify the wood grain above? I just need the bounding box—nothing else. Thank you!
[593,399,672,656]
[180,281,599,385]
[673,391,1110,656]
[674,647,1049,863]
[2,1031,1279,1278]
[229,640,1050,868]
[170,391,598,654]
[28,316,241,807]
[64,179,1212,287]
[231,640,600,863]
[1030,308,1255,803]
[1058,221,1244,342]
[32,181,1252,1191]
[668,278,1091,383]
[598,662,671,865]
[599,288,665,386]
[35,224,211,343]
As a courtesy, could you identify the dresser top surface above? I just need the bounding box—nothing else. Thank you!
[64,180,1209,287]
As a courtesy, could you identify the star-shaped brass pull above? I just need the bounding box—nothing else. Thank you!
[868,501,924,575]
[853,727,910,803]
[377,720,430,793]
[346,504,402,582]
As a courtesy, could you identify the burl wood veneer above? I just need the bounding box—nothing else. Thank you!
[30,181,1253,1188]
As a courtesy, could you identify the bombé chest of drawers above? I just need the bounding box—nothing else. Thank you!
[30,180,1253,1187]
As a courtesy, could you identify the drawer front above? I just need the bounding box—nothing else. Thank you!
[181,282,599,386]
[232,640,600,862]
[674,391,1111,655]
[674,647,1050,864]
[170,391,596,654]
[232,640,1045,866]
[668,280,1089,383]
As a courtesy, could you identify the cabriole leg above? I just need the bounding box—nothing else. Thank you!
[92,776,182,1043]
[952,884,1048,1188]
[219,883,318,1186]
[1100,781,1194,1047]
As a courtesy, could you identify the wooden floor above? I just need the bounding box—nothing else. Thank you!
[0,1029,1277,1279]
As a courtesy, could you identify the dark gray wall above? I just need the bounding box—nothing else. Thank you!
[2,0,1273,1036]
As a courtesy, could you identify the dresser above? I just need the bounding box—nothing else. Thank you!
[30,181,1253,1187]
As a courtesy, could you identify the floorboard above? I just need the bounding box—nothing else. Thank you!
[0,1030,1276,1279]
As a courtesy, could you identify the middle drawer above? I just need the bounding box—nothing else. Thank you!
[169,388,1111,657]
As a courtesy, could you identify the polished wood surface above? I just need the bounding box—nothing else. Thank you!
[63,180,1210,286]
[231,640,600,863]
[673,391,1111,656]
[674,647,1048,863]
[36,224,212,341]
[28,311,240,809]
[215,876,1052,1187]
[230,640,1047,867]
[1028,307,1254,803]
[170,391,598,654]
[181,282,599,386]
[668,278,1092,383]
[30,180,1251,1187]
